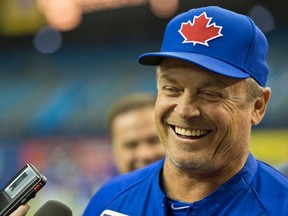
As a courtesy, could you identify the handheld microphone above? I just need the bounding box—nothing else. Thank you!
[34,200,72,216]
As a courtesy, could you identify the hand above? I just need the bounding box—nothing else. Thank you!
[9,204,30,216]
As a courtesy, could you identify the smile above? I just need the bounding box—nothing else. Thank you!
[173,126,211,138]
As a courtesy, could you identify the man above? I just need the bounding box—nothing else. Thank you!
[84,6,288,216]
[107,93,165,174]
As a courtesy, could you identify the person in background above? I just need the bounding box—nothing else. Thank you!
[10,204,30,216]
[107,93,165,174]
[84,6,288,215]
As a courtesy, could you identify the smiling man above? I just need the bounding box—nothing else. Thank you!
[83,6,288,216]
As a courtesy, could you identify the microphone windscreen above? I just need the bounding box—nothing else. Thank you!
[34,200,72,216]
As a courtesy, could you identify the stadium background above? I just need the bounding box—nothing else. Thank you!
[0,0,287,215]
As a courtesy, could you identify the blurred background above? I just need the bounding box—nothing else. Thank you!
[0,0,287,215]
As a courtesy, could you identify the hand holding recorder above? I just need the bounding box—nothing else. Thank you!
[9,204,30,216]
[0,164,47,216]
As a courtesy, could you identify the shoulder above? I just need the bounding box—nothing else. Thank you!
[251,160,288,215]
[83,159,164,216]
[254,160,288,187]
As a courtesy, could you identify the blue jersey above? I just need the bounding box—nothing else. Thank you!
[83,153,288,216]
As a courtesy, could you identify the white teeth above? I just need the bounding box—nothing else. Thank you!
[175,126,208,137]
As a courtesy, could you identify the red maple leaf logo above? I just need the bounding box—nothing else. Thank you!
[178,12,223,46]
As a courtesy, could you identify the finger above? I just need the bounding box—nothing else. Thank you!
[9,204,30,216]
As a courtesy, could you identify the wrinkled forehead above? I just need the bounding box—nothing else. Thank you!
[156,58,205,79]
[157,57,219,80]
[156,57,246,89]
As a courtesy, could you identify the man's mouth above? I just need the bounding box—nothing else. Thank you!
[171,125,211,138]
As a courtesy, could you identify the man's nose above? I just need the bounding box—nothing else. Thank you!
[174,94,201,119]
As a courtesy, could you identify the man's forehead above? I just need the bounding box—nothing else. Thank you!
[157,58,206,79]
[157,58,245,88]
[158,58,220,79]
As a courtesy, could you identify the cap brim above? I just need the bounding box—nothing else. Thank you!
[138,52,250,79]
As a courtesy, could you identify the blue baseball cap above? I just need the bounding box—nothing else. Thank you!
[138,6,269,86]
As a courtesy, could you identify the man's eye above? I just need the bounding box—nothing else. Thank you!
[124,142,137,149]
[147,136,161,145]
[200,91,221,101]
[163,87,180,95]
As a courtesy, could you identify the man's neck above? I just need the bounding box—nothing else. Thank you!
[161,157,246,203]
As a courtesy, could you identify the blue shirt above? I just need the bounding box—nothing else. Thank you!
[83,153,288,216]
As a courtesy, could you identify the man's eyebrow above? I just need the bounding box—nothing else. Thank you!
[157,74,179,84]
[200,79,227,89]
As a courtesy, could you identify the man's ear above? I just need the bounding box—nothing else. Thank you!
[251,87,271,126]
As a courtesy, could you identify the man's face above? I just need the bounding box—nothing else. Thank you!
[155,59,256,175]
[111,107,165,173]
